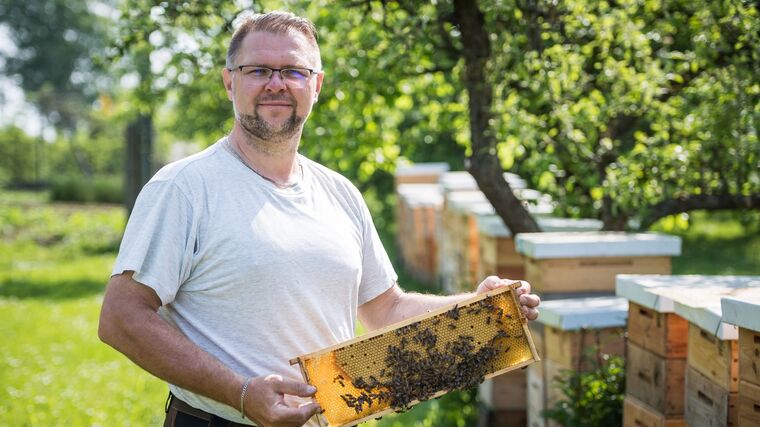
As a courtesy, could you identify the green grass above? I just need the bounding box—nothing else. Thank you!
[1,189,757,426]
[0,192,165,426]
[0,297,166,426]
[651,210,760,275]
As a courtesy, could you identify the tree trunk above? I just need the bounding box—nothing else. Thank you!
[452,0,540,234]
[125,114,153,216]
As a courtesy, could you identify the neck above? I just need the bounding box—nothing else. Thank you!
[227,129,301,187]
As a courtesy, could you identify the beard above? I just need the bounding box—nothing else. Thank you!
[236,96,305,145]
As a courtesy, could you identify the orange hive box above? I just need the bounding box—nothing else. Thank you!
[290,285,540,427]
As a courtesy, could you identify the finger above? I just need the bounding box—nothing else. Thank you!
[271,401,322,425]
[522,306,539,321]
[519,294,540,309]
[518,280,531,295]
[272,378,317,397]
[480,276,502,290]
[509,280,532,296]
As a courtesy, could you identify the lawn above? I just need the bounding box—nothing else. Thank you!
[1,190,758,426]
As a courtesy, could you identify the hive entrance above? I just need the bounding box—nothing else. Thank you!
[291,285,539,427]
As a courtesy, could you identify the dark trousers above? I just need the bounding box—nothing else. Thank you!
[163,393,251,427]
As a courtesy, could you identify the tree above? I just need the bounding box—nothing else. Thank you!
[0,0,115,177]
[108,0,760,230]
[480,0,760,229]
[349,0,759,230]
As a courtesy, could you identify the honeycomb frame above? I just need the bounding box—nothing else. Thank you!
[290,284,540,426]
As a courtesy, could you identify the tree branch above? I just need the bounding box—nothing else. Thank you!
[640,193,760,230]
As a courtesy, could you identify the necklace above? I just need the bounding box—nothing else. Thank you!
[223,138,303,189]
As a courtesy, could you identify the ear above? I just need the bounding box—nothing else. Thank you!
[313,71,324,102]
[222,67,234,101]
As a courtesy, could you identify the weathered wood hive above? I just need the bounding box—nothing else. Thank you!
[290,285,540,427]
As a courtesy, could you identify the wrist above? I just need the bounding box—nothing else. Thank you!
[239,376,254,419]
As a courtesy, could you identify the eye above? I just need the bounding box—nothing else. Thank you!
[242,67,271,77]
[281,68,310,80]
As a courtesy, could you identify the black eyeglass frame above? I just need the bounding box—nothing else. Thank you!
[227,65,319,80]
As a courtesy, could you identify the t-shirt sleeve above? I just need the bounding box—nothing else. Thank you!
[111,180,197,305]
[356,194,398,306]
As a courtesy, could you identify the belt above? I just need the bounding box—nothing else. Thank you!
[164,392,253,427]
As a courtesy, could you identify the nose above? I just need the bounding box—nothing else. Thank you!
[264,71,287,92]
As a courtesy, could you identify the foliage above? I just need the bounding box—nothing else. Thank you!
[0,126,44,185]
[102,0,760,229]
[0,0,112,132]
[652,210,760,274]
[483,0,760,228]
[542,353,625,427]
[0,97,128,186]
[0,0,129,186]
[0,197,125,255]
[50,175,124,205]
[363,389,478,427]
[107,0,470,223]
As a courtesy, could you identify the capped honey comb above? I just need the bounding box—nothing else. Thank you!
[290,284,540,426]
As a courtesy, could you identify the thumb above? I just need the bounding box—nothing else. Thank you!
[273,378,317,397]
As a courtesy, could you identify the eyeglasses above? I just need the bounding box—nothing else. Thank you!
[228,65,318,88]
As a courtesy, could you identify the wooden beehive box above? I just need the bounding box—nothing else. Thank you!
[625,340,687,416]
[721,295,760,386]
[395,184,442,284]
[737,380,760,427]
[673,286,760,426]
[516,233,681,295]
[478,369,528,427]
[290,285,540,427]
[437,173,481,293]
[446,190,562,293]
[721,293,760,427]
[615,275,695,422]
[442,191,490,293]
[476,214,525,281]
[525,296,628,427]
[476,215,603,284]
[623,396,687,427]
[394,162,449,188]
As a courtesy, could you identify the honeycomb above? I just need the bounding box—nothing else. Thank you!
[290,284,540,427]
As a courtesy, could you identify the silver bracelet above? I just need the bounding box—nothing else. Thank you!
[240,376,253,419]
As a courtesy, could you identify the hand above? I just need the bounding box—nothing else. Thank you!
[475,276,540,321]
[243,374,322,427]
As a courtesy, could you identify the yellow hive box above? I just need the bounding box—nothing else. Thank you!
[290,285,540,427]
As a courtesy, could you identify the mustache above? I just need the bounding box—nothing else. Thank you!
[256,94,296,104]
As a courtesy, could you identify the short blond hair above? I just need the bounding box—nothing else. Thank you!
[226,11,320,69]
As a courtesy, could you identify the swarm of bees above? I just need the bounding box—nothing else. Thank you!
[334,296,518,414]
[292,287,537,427]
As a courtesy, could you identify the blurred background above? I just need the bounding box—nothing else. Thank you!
[1,0,758,426]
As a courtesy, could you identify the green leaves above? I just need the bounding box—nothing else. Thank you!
[101,0,758,227]
[542,353,625,427]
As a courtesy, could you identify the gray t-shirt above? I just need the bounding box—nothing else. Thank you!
[112,139,397,424]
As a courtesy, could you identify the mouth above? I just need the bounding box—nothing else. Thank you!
[257,97,294,108]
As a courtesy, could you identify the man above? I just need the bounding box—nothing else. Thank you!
[98,10,540,427]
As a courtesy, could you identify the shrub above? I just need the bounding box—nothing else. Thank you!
[542,351,625,427]
[51,175,123,204]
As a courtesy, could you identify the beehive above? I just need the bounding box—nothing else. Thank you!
[721,294,760,427]
[517,232,681,295]
[616,274,760,426]
[290,285,539,427]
